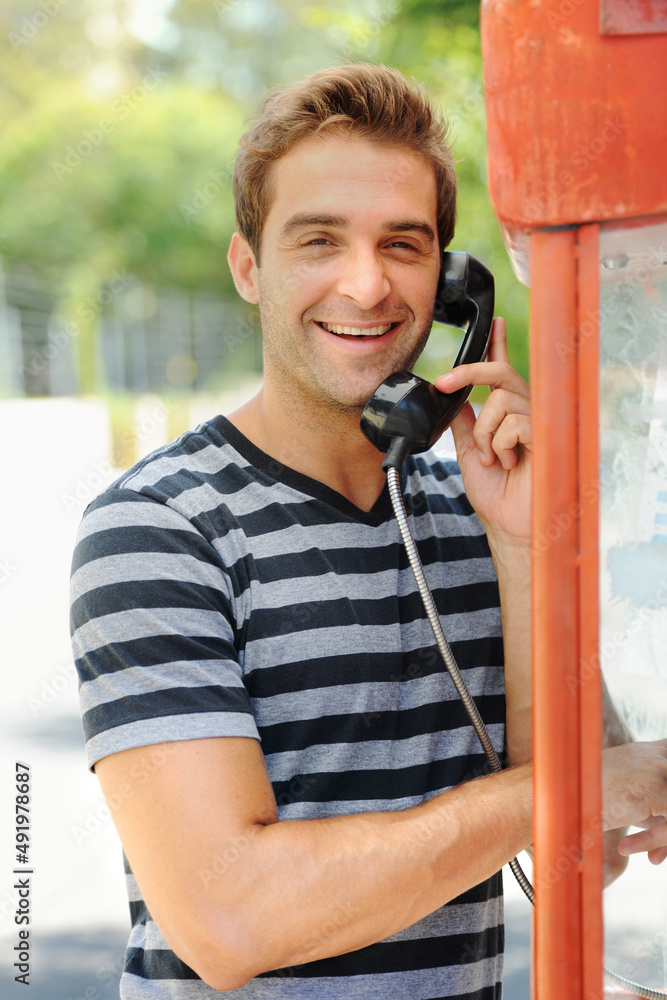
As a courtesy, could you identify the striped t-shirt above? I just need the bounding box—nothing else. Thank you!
[70,414,506,1000]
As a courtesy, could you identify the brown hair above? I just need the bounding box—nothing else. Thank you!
[232,63,457,264]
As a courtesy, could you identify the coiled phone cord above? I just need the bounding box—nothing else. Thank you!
[387,465,667,999]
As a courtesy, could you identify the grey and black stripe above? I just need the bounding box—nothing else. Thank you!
[70,415,506,999]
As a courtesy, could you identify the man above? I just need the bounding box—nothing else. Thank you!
[70,64,667,998]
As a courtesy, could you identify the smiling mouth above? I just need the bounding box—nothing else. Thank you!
[318,321,398,338]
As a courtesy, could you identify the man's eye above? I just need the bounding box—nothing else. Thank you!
[304,238,332,246]
[388,241,418,250]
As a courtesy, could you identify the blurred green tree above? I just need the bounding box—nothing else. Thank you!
[0,2,247,390]
[0,0,528,393]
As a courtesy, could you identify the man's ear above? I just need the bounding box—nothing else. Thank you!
[227,231,259,304]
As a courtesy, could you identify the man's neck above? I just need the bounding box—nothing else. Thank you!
[227,386,389,512]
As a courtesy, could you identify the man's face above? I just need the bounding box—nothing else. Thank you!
[249,134,441,415]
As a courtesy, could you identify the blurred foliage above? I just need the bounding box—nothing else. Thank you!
[0,0,528,393]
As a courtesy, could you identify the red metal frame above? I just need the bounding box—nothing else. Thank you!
[530,227,603,999]
[577,223,604,1000]
[481,0,667,232]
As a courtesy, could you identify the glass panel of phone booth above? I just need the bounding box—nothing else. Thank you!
[598,219,667,991]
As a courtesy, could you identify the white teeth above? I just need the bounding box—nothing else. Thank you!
[321,322,393,337]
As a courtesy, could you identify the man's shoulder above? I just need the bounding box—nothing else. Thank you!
[110,414,238,498]
[75,414,249,542]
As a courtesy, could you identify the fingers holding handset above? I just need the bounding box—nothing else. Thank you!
[434,317,530,470]
[434,317,529,400]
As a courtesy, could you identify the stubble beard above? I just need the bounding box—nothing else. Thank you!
[259,296,434,419]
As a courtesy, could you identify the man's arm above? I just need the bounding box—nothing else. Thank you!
[96,730,667,992]
[95,737,533,991]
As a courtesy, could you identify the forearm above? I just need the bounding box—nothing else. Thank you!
[188,765,533,988]
[487,534,532,766]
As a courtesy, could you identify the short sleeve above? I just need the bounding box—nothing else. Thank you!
[70,489,259,771]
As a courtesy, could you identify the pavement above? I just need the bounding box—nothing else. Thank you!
[0,399,129,1000]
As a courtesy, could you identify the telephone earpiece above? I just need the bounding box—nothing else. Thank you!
[359,251,494,470]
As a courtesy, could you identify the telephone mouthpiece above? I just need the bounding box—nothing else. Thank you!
[359,371,473,469]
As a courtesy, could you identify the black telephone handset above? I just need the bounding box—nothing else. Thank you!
[360,251,494,471]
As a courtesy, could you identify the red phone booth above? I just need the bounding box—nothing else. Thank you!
[480,2,667,998]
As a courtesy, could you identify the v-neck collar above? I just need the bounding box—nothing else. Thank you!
[207,415,400,527]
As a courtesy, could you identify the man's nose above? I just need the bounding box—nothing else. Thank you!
[335,247,391,311]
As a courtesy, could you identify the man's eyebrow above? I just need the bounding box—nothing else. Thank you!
[278,214,436,244]
[382,220,436,243]
[278,214,349,240]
